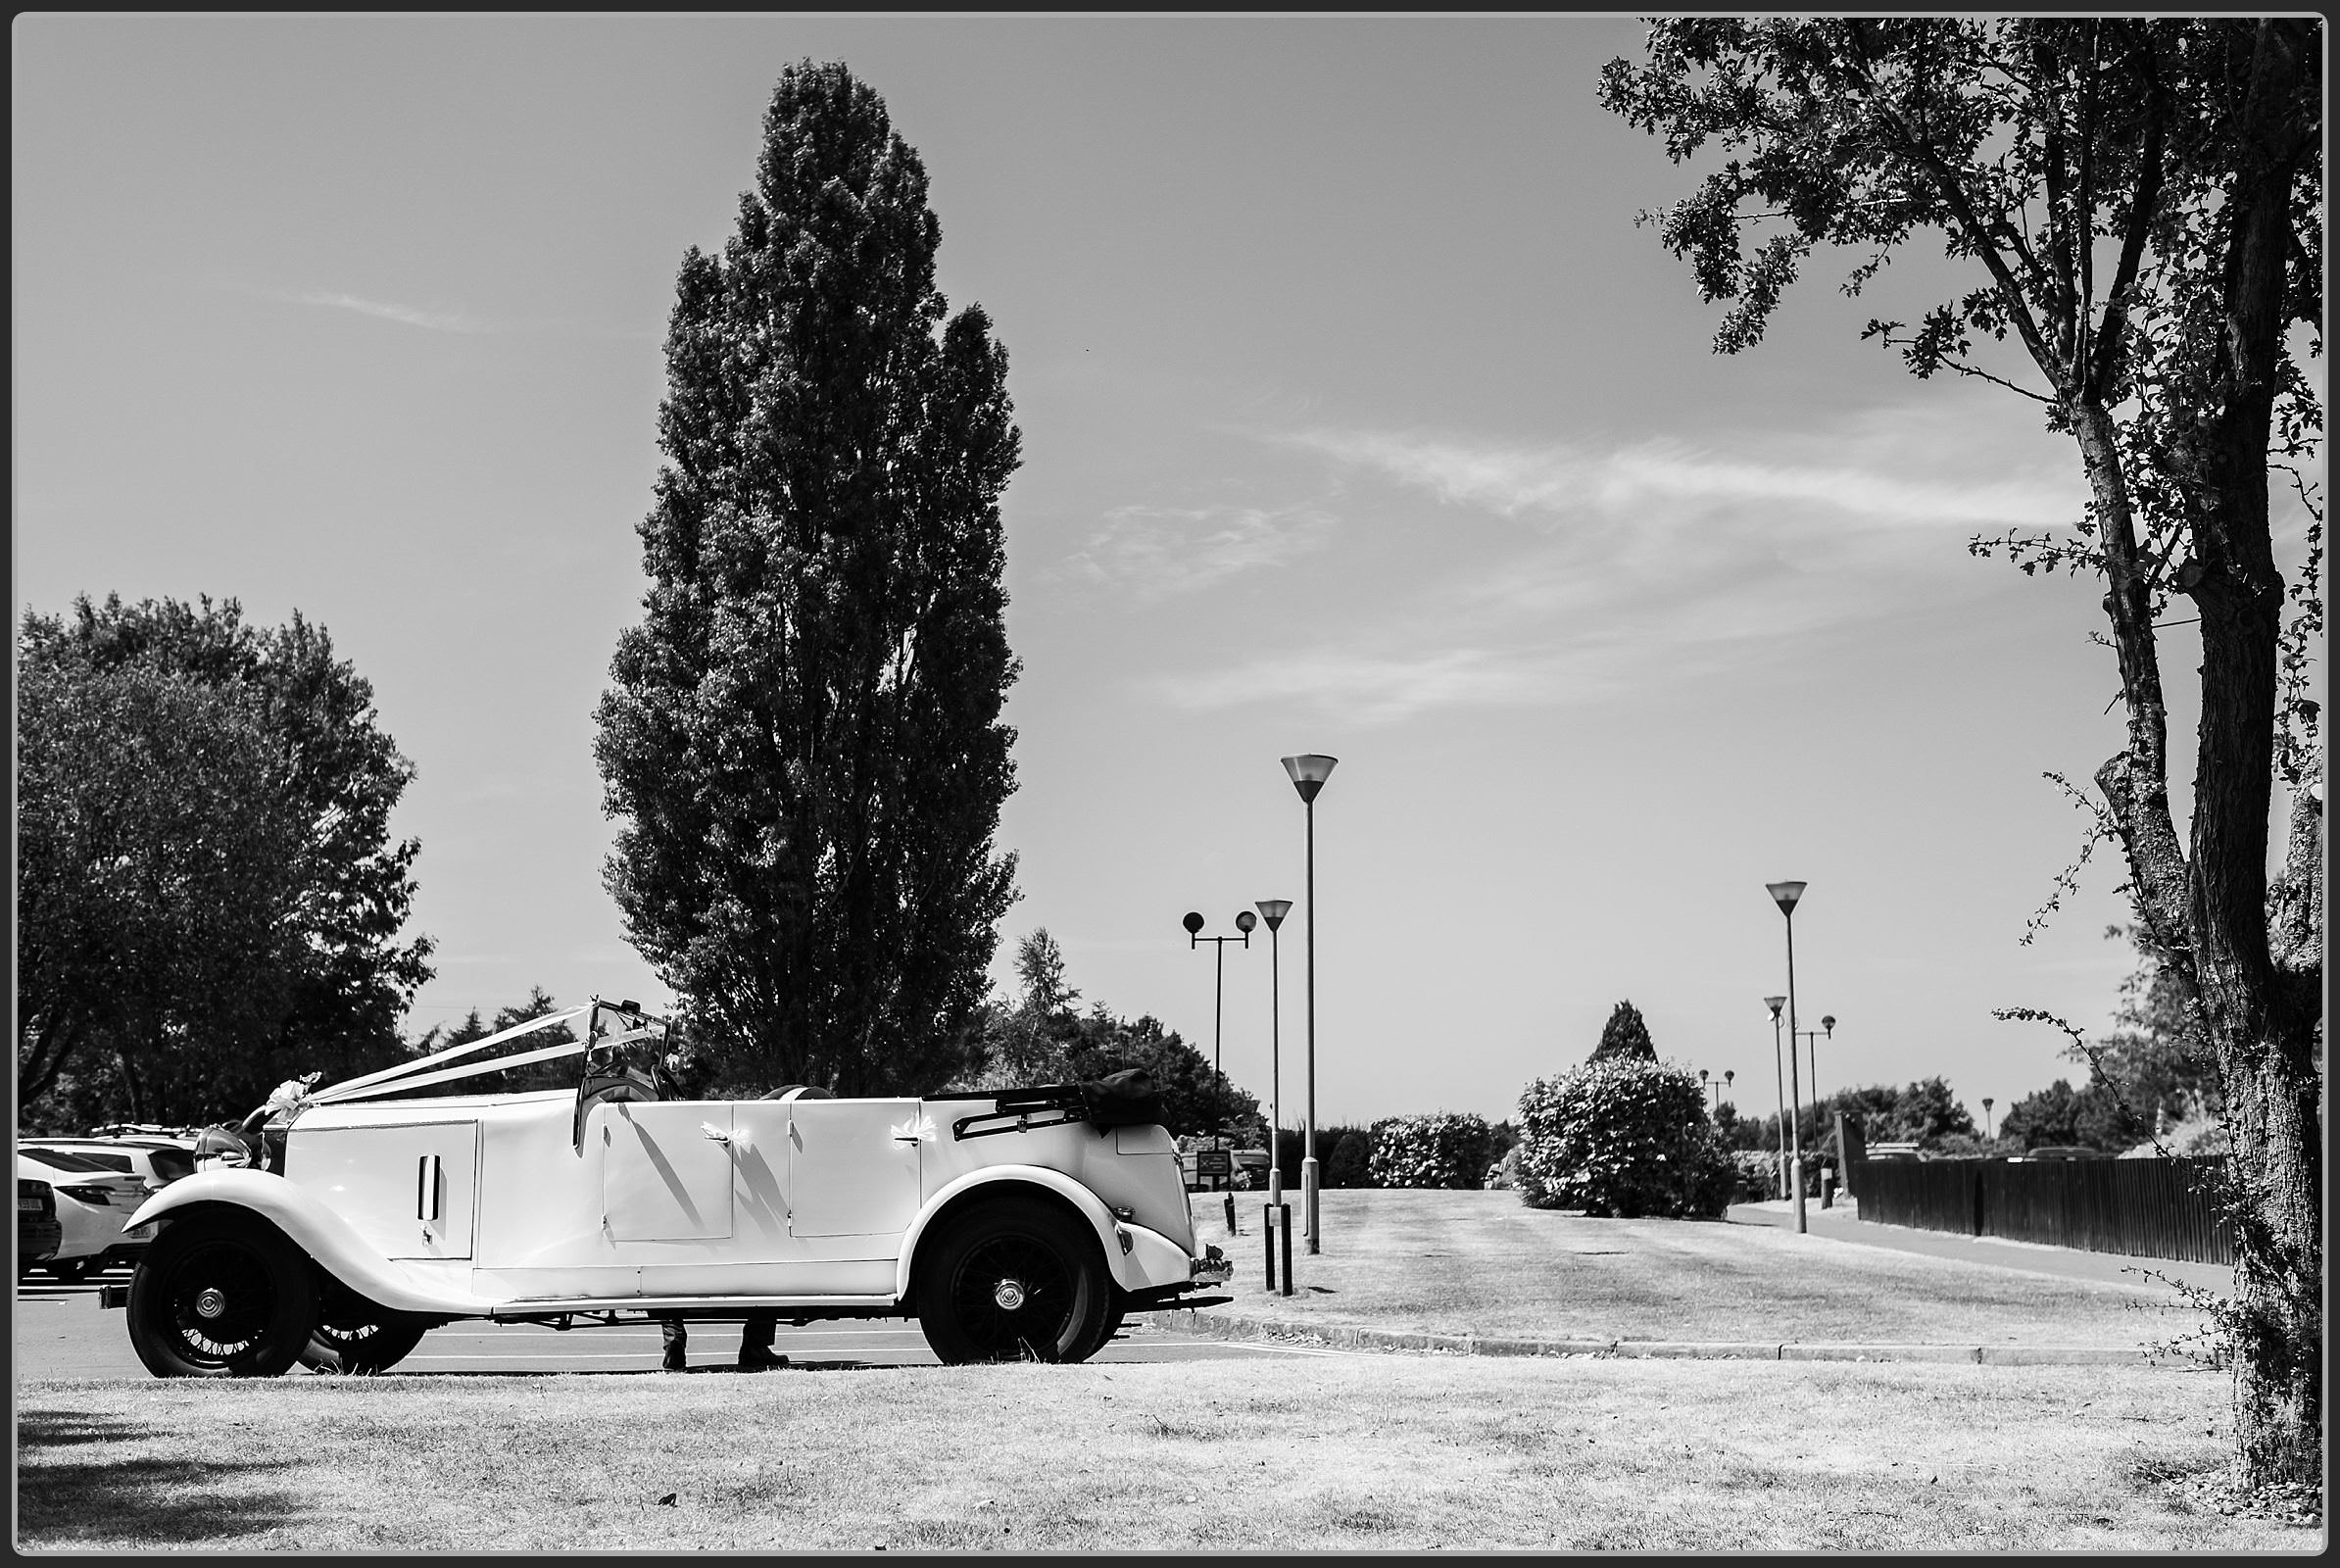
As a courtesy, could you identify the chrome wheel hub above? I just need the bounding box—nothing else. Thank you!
[992,1278,1028,1312]
[193,1287,229,1320]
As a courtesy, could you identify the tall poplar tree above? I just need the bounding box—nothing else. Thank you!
[596,61,1020,1096]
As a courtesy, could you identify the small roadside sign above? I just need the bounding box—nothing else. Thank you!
[1195,1149,1232,1177]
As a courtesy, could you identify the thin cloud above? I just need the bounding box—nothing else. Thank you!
[292,289,487,333]
[1277,420,2077,533]
[1057,503,1335,600]
[1150,401,2083,723]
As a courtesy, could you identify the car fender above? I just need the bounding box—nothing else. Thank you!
[896,1164,1169,1299]
[125,1171,498,1317]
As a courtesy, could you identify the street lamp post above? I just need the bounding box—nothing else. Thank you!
[1765,996,1788,1200]
[1982,1097,1995,1142]
[1182,909,1255,1144]
[1255,900,1292,1204]
[1766,881,1808,1235]
[1722,1068,1734,1108]
[1282,753,1337,1253]
[1795,1013,1837,1160]
[1699,1068,1711,1106]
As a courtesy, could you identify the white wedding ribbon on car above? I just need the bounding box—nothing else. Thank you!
[309,1006,595,1105]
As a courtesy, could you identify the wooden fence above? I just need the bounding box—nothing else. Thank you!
[1854,1155,2233,1265]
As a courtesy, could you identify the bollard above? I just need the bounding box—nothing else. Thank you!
[1263,1203,1277,1292]
[1223,1193,1238,1234]
[1278,1201,1293,1297]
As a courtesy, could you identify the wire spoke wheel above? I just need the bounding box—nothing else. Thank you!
[951,1234,1075,1359]
[127,1220,316,1379]
[916,1198,1108,1365]
[300,1309,428,1375]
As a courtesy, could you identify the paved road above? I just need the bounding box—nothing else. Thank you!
[13,1268,1358,1381]
[1725,1200,2233,1293]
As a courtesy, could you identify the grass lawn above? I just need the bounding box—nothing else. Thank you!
[14,1357,2311,1552]
[20,1188,2308,1552]
[1191,1188,2214,1349]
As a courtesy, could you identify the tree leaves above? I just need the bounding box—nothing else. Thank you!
[597,63,1020,1096]
[17,595,430,1126]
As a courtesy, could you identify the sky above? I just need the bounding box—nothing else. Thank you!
[13,14,2322,1131]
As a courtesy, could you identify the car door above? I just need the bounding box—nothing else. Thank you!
[784,1099,922,1240]
[599,1102,735,1242]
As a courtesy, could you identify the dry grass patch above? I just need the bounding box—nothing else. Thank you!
[1204,1188,2210,1348]
[15,1356,2315,1553]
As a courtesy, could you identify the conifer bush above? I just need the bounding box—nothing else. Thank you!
[1514,1058,1736,1218]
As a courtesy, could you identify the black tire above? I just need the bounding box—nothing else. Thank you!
[1083,1297,1130,1359]
[126,1218,317,1379]
[299,1313,429,1375]
[914,1198,1110,1365]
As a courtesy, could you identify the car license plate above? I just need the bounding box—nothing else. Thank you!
[17,1198,40,1212]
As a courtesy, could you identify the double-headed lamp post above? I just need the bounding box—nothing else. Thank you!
[1254,900,1293,1204]
[1182,909,1255,1141]
[1282,753,1337,1253]
[1765,997,1788,1200]
[1795,1013,1837,1158]
[1766,880,1809,1235]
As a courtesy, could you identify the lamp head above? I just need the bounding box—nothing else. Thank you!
[1725,1070,1734,1087]
[1765,880,1807,915]
[1764,996,1785,1020]
[1235,909,1257,934]
[1182,911,1205,937]
[1282,753,1338,804]
[1822,1014,1836,1036]
[1255,899,1292,930]
[1699,1068,1708,1084]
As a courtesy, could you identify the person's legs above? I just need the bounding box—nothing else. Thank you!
[660,1314,688,1372]
[737,1312,786,1370]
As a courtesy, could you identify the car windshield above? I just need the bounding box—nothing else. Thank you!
[145,1148,196,1182]
[17,1148,112,1172]
[31,1147,134,1174]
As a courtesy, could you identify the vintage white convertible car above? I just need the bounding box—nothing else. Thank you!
[106,999,1232,1376]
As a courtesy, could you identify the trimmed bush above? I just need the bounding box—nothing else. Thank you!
[1515,1057,1737,1218]
[1367,1111,1495,1190]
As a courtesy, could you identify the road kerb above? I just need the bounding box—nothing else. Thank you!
[1779,1343,1980,1363]
[1161,1309,2167,1367]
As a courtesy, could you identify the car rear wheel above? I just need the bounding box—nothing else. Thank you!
[914,1198,1109,1365]
[127,1219,317,1379]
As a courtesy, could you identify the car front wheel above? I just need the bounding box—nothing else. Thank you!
[300,1312,430,1375]
[127,1219,317,1379]
[914,1198,1109,1365]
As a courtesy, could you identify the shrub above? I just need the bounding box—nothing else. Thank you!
[1323,1129,1374,1188]
[1486,1144,1523,1191]
[1367,1111,1495,1190]
[1727,1148,1778,1203]
[1514,1057,1737,1218]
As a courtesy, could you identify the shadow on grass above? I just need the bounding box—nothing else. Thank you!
[16,1407,314,1546]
